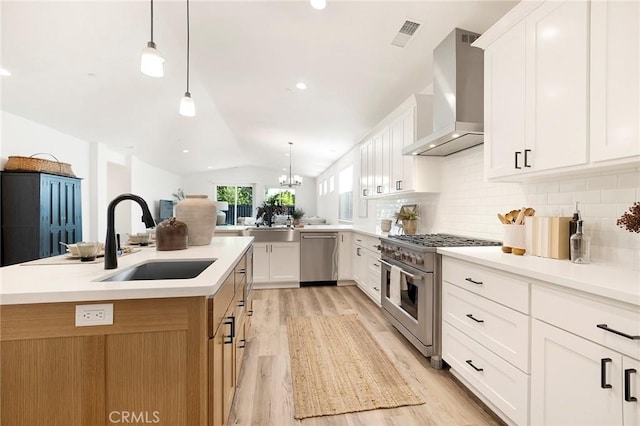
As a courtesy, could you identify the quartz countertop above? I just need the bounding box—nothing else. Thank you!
[437,247,640,306]
[0,236,253,305]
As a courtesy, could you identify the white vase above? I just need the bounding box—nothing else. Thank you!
[176,195,216,246]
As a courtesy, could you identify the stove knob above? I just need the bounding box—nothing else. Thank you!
[401,252,408,261]
[394,251,402,260]
[415,255,424,265]
[408,254,416,263]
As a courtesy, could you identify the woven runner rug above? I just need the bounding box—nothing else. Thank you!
[286,314,424,419]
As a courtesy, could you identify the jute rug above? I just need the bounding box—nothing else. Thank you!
[286,314,424,419]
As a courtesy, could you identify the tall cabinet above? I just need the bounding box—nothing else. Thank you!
[1,172,82,266]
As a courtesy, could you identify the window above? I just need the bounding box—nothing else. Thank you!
[264,188,295,215]
[216,185,254,225]
[338,165,353,222]
[318,182,323,196]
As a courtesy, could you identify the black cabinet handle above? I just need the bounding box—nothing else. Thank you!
[377,185,382,193]
[625,369,637,402]
[601,358,612,389]
[363,189,368,196]
[515,151,522,169]
[248,310,254,317]
[357,248,361,256]
[238,339,247,349]
[465,277,483,285]
[223,316,235,344]
[237,300,245,307]
[466,314,484,323]
[466,360,484,372]
[396,180,402,190]
[373,287,379,291]
[597,324,640,340]
[524,149,531,168]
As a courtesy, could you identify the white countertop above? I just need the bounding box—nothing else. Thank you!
[0,236,253,305]
[437,247,640,306]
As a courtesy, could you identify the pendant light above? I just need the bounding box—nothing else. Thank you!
[140,0,165,77]
[179,0,196,117]
[279,142,303,187]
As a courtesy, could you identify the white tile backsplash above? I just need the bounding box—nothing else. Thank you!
[375,145,640,267]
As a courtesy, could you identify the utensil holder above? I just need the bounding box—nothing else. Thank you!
[503,224,526,255]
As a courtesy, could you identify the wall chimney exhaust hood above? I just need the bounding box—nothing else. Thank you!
[403,28,484,157]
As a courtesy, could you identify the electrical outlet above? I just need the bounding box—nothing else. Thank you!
[75,303,113,326]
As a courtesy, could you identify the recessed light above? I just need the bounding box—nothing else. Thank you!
[429,144,436,148]
[310,0,326,10]
[285,153,290,157]
[412,152,418,156]
[207,166,213,169]
[0,68,11,77]
[182,149,190,153]
[451,133,460,138]
[296,82,307,90]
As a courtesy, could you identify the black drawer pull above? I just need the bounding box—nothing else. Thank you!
[514,151,522,169]
[597,324,640,340]
[237,300,245,307]
[601,358,612,389]
[465,277,483,285]
[466,314,484,323]
[223,316,235,344]
[466,360,483,372]
[625,369,637,402]
[524,149,531,167]
[248,310,254,317]
[238,339,247,349]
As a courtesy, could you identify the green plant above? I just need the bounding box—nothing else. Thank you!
[291,209,305,220]
[171,188,186,205]
[394,209,419,221]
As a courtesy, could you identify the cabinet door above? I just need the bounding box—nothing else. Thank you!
[360,141,371,197]
[526,0,588,172]
[400,108,416,191]
[484,20,527,179]
[373,128,390,195]
[590,0,640,162]
[252,243,270,283]
[337,232,352,280]
[390,117,404,193]
[623,356,640,425]
[531,320,623,426]
[209,335,223,426]
[269,242,300,282]
[352,244,363,284]
[221,311,235,425]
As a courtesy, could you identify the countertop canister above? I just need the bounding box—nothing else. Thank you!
[176,195,216,246]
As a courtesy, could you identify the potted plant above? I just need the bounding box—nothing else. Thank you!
[291,209,305,227]
[394,207,419,235]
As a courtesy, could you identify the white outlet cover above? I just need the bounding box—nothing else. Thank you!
[75,303,114,327]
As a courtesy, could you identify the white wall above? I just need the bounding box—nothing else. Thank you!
[181,166,317,222]
[1,111,92,239]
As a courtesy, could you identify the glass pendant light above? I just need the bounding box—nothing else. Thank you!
[140,0,165,77]
[279,142,303,187]
[179,0,195,117]
[310,0,327,10]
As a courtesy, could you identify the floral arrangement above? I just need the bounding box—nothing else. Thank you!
[394,208,419,221]
[617,202,640,233]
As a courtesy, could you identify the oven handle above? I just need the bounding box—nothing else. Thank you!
[380,259,422,281]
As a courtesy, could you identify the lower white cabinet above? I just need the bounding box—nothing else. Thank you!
[531,284,640,425]
[252,242,300,284]
[337,232,352,281]
[352,234,381,305]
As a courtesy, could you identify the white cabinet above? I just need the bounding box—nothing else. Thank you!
[252,242,300,284]
[351,234,381,305]
[590,0,640,163]
[479,0,590,180]
[373,128,390,195]
[337,231,352,281]
[531,284,640,425]
[441,257,530,425]
[359,140,373,197]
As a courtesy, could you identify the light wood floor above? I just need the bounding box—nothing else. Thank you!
[229,285,505,426]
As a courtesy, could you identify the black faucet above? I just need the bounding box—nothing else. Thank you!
[105,193,156,270]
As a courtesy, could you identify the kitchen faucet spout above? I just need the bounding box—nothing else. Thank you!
[105,193,155,270]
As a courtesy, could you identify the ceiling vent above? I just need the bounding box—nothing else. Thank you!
[391,20,421,48]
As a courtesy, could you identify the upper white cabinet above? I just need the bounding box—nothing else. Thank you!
[359,95,441,198]
[590,0,640,163]
[479,0,589,179]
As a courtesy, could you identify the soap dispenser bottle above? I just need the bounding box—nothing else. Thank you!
[569,202,580,253]
[570,220,591,264]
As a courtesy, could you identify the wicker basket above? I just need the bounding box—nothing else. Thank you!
[4,153,76,177]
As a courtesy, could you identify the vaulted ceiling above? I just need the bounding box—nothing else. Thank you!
[1,0,517,177]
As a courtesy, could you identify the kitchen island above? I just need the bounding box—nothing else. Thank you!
[0,236,254,426]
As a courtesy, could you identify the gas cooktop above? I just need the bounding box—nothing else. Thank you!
[386,233,502,248]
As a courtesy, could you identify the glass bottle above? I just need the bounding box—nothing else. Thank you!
[570,220,591,264]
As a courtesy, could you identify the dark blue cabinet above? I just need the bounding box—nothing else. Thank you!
[1,172,82,266]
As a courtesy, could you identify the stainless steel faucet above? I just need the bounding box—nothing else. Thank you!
[105,193,155,269]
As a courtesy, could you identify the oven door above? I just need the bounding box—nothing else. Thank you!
[380,258,434,355]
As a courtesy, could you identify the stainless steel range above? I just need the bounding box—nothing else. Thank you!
[379,234,501,369]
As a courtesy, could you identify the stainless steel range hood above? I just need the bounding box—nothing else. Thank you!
[403,28,484,157]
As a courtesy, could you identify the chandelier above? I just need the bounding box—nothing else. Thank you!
[279,142,302,187]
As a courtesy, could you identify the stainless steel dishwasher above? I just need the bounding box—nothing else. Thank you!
[300,232,338,285]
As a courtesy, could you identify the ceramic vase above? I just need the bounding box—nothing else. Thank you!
[176,195,216,246]
[402,219,417,235]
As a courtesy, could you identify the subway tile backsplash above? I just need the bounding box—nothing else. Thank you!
[376,145,640,267]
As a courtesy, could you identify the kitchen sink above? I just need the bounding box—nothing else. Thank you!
[240,228,300,243]
[99,259,215,281]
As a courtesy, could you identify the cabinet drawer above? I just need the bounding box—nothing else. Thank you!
[209,272,235,337]
[443,282,529,372]
[354,234,381,252]
[442,322,529,426]
[532,285,640,360]
[442,257,529,313]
